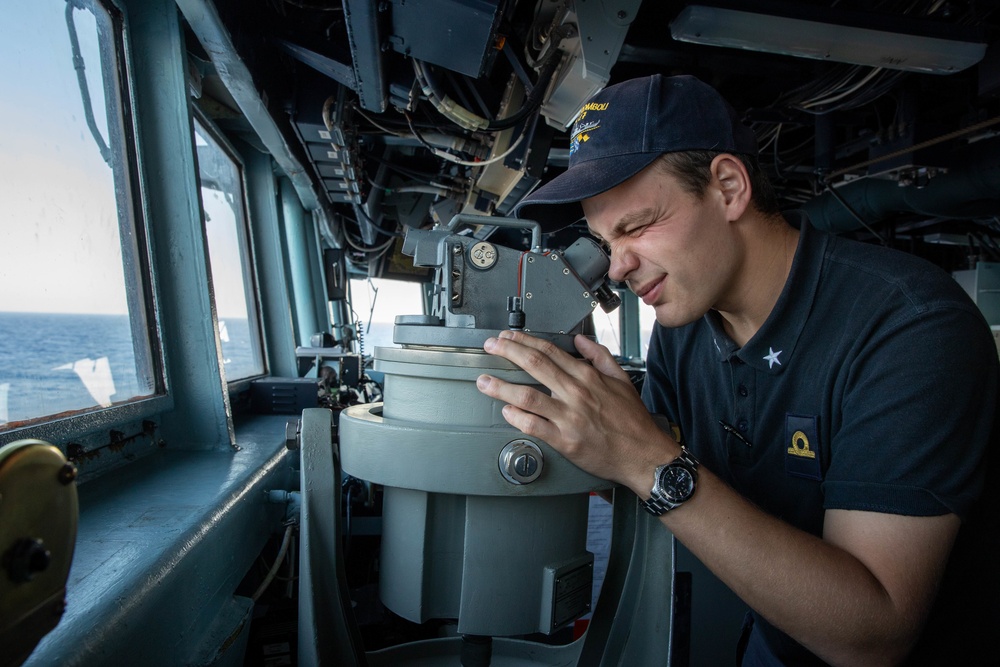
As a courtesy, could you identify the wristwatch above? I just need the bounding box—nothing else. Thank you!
[640,447,700,516]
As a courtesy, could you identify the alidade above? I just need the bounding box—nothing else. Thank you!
[339,215,619,637]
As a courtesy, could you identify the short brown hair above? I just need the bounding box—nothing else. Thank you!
[655,151,781,215]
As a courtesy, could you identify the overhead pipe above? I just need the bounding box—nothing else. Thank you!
[802,136,1000,232]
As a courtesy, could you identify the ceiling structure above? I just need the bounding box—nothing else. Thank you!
[182,0,1000,275]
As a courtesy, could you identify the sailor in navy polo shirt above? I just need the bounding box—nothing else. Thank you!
[477,74,998,665]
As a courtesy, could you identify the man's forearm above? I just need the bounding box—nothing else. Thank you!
[643,465,956,666]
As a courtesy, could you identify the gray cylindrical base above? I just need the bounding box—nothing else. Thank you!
[379,488,593,636]
[340,345,608,637]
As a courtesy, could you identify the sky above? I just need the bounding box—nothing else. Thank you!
[0,2,249,319]
[0,1,133,315]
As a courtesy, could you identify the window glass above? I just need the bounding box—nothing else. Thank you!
[0,0,158,428]
[595,297,656,360]
[194,119,265,381]
[594,305,622,357]
[349,278,424,354]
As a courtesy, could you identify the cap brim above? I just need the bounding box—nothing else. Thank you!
[514,152,661,232]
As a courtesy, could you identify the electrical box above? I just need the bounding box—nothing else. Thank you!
[250,378,320,414]
[387,0,503,78]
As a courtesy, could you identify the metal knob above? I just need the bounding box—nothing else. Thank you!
[499,439,544,484]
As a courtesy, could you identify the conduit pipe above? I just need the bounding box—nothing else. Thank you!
[803,136,1000,232]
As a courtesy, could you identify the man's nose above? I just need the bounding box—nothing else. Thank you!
[607,247,636,284]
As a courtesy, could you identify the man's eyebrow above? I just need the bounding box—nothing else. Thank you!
[590,208,656,241]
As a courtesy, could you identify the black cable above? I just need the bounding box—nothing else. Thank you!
[485,50,561,131]
[352,199,404,239]
[414,41,561,134]
[366,154,441,184]
[403,110,440,154]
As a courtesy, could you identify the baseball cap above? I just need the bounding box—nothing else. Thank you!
[513,74,758,231]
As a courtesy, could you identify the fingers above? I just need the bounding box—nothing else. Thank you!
[486,329,572,369]
[574,334,631,382]
[484,330,623,385]
[476,373,559,442]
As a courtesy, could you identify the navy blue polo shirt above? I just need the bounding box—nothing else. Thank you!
[642,214,999,665]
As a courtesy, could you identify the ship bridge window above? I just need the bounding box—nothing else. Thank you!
[0,0,161,430]
[193,116,265,382]
[595,304,623,357]
[593,297,657,360]
[349,277,424,354]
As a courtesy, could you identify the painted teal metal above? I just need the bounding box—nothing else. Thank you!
[23,416,293,666]
[243,149,299,378]
[130,0,233,450]
[281,177,322,346]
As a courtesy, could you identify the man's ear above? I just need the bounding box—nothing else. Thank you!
[711,154,751,220]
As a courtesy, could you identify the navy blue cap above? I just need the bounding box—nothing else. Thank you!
[514,74,758,231]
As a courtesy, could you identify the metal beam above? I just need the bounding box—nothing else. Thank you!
[175,0,336,227]
[342,0,387,112]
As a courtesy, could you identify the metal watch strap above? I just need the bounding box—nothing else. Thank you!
[639,447,699,516]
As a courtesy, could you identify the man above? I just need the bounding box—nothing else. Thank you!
[475,74,999,665]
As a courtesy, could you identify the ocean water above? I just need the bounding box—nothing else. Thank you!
[0,308,636,428]
[216,316,263,381]
[0,312,259,427]
[0,312,148,426]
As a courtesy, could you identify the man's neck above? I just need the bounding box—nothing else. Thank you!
[717,215,799,348]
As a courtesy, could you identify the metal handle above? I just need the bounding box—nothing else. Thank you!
[446,214,542,252]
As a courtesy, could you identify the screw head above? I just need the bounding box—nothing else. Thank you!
[498,440,544,484]
[513,453,538,477]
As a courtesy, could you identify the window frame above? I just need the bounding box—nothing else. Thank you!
[0,0,169,447]
[190,105,269,388]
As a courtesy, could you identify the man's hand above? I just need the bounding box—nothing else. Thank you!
[476,332,959,667]
[476,330,676,489]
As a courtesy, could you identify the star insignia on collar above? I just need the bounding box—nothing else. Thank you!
[763,347,783,369]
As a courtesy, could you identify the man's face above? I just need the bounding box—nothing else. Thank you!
[582,161,742,328]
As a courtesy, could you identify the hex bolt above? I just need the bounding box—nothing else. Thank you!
[285,420,300,450]
[499,440,544,484]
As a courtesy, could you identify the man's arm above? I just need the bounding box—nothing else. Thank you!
[476,330,959,666]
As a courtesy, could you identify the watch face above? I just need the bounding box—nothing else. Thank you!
[658,465,695,503]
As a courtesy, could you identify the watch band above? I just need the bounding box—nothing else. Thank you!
[640,447,699,516]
